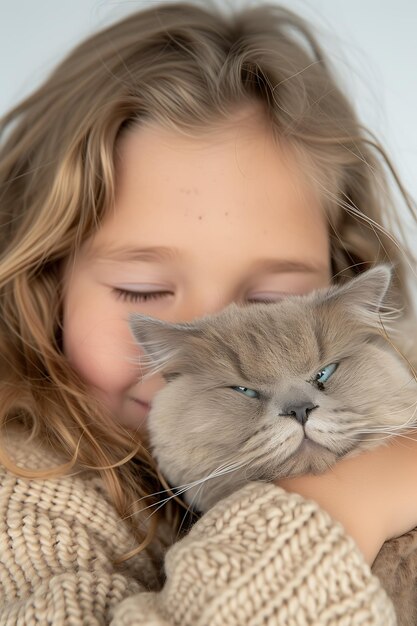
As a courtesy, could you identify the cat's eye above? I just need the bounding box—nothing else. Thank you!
[314,362,338,385]
[230,386,260,399]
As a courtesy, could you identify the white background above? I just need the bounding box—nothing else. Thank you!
[1,0,416,302]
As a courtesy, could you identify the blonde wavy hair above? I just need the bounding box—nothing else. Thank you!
[0,0,416,562]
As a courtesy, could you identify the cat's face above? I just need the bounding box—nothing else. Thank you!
[130,266,417,511]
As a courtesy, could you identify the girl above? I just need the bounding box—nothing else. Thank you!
[1,1,416,623]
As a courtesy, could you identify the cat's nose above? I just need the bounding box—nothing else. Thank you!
[280,402,318,425]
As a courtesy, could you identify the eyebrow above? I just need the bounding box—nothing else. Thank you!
[93,244,325,274]
[94,245,180,263]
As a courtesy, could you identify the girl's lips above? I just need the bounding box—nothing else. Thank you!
[132,398,151,410]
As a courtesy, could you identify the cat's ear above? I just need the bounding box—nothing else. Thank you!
[322,264,394,326]
[128,313,202,379]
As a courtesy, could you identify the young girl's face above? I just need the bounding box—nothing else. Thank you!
[62,104,331,431]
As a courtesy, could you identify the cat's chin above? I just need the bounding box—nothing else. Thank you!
[280,437,337,476]
[297,437,325,454]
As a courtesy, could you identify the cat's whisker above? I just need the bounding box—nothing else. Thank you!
[354,414,417,441]
[384,432,417,443]
[335,399,414,415]
[366,431,417,444]
[179,481,209,534]
[127,482,201,507]
[374,399,417,418]
[358,422,415,434]
[171,454,249,536]
[179,453,260,496]
[357,405,417,432]
[355,424,409,436]
[173,482,206,539]
[355,433,397,443]
[394,377,417,394]
[123,480,212,520]
[366,422,417,433]
[344,402,417,436]
[128,457,252,522]
[127,481,206,522]
[124,485,193,519]
[334,384,417,414]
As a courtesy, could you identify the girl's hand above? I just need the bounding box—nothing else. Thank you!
[275,431,417,565]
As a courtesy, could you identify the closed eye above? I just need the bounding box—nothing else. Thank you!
[246,291,288,304]
[112,288,173,303]
[113,289,289,305]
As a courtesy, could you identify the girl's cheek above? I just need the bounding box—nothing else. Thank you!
[63,311,141,390]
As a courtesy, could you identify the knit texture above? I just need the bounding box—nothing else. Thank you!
[0,428,396,625]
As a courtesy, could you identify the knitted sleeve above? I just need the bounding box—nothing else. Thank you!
[0,465,152,625]
[111,482,397,626]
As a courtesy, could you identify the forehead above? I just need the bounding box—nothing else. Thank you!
[203,302,322,380]
[86,106,330,270]
[198,295,360,384]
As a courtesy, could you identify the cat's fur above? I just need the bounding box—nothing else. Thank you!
[129,266,417,624]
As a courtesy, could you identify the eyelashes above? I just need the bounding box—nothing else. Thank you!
[112,288,286,305]
[112,288,172,303]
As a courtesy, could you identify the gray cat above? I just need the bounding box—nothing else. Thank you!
[129,265,417,625]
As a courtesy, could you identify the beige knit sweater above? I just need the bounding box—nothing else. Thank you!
[0,429,396,625]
